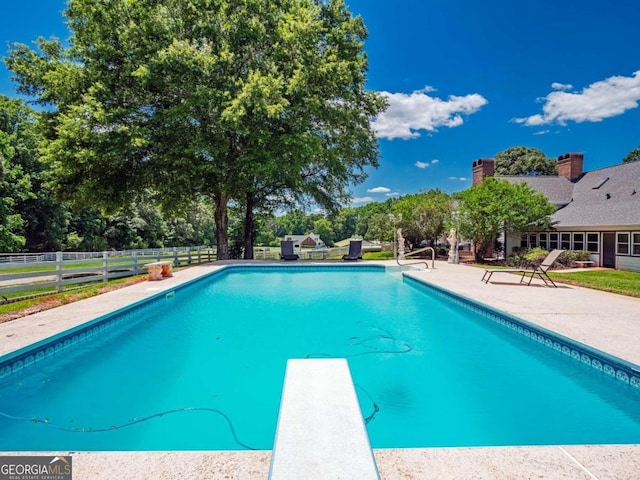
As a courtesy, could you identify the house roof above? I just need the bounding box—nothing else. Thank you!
[551,161,640,228]
[501,176,574,207]
[499,161,640,228]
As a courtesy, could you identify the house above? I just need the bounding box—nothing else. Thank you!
[472,153,640,272]
[283,232,325,252]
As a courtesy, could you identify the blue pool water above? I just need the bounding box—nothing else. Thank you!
[1,265,640,451]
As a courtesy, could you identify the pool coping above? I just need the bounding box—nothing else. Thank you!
[402,273,640,391]
[1,260,639,479]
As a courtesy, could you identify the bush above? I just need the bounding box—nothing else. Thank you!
[506,247,548,268]
[506,247,592,269]
[558,250,592,267]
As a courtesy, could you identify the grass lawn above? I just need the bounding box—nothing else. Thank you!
[0,274,148,322]
[548,269,640,298]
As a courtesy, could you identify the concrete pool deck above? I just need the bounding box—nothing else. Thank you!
[2,260,640,479]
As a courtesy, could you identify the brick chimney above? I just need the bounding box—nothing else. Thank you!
[557,152,583,180]
[472,158,495,186]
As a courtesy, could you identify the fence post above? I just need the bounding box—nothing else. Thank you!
[187,247,192,265]
[173,247,179,267]
[133,251,138,274]
[56,251,63,292]
[103,251,108,282]
[197,247,201,264]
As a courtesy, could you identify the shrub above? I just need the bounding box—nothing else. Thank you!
[558,250,592,267]
[506,247,549,268]
[505,247,591,269]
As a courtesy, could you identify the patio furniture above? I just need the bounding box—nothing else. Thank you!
[342,240,363,261]
[481,249,564,287]
[279,240,299,261]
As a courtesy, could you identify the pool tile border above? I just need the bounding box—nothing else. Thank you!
[403,274,640,391]
[0,263,387,380]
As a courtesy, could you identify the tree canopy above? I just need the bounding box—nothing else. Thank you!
[457,178,555,260]
[391,190,452,248]
[494,146,557,176]
[0,96,38,251]
[7,0,385,259]
[622,145,640,163]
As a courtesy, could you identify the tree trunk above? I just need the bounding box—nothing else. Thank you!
[243,192,255,260]
[214,191,229,260]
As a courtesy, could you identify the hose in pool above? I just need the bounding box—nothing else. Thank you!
[0,407,257,450]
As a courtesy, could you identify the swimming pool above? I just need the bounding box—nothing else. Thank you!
[1,264,640,451]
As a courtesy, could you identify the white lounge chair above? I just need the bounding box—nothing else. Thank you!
[481,249,564,287]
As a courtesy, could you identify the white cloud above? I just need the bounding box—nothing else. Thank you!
[367,186,391,193]
[415,158,440,169]
[386,192,399,197]
[533,130,550,135]
[372,87,488,140]
[551,82,573,91]
[351,196,374,205]
[514,71,640,126]
[449,176,467,181]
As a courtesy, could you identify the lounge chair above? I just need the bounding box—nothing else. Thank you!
[481,249,564,287]
[279,240,299,261]
[342,240,363,261]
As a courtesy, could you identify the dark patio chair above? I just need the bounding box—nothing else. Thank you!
[279,240,299,261]
[342,240,363,261]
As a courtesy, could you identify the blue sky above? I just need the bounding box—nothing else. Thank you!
[2,0,640,207]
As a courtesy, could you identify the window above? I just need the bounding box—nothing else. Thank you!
[617,233,630,255]
[528,233,537,248]
[560,233,571,250]
[539,233,548,250]
[549,233,559,250]
[633,233,640,256]
[573,233,584,251]
[520,234,528,249]
[586,233,599,253]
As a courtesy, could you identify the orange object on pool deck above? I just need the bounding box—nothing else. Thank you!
[144,261,173,280]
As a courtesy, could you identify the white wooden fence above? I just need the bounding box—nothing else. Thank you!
[0,247,213,297]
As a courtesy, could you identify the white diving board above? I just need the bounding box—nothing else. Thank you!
[268,358,380,480]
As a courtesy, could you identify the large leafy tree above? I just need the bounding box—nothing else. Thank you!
[353,198,393,241]
[622,145,640,163]
[494,146,557,176]
[391,190,452,248]
[457,178,555,261]
[7,0,384,260]
[0,96,73,251]
[331,207,358,241]
[0,96,42,251]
